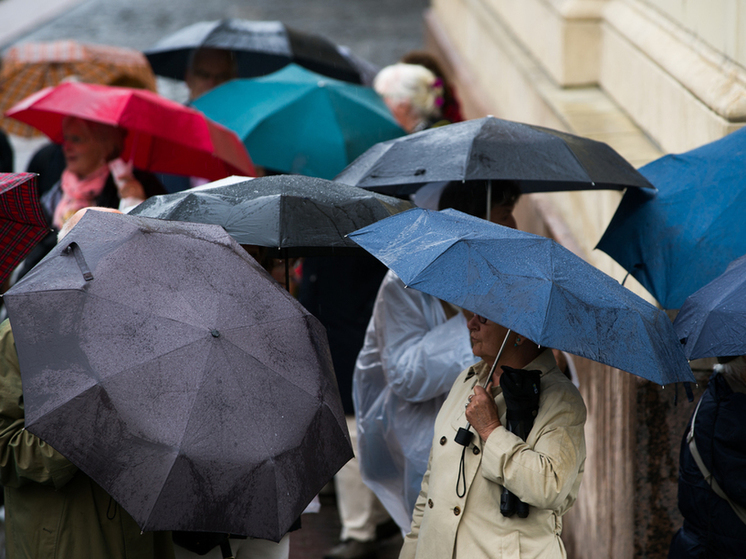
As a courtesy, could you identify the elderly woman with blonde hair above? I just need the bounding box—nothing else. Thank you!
[42,116,165,230]
[373,63,447,133]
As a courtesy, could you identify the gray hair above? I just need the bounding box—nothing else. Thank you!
[714,355,746,388]
[374,63,442,122]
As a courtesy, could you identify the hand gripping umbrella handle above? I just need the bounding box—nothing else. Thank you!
[454,329,511,498]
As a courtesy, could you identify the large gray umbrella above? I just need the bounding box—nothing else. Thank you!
[130,175,413,258]
[3,210,352,541]
[335,116,656,196]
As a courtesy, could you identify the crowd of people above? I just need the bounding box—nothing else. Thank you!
[0,22,741,559]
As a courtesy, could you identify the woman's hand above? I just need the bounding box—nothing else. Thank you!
[466,381,501,441]
[109,158,145,202]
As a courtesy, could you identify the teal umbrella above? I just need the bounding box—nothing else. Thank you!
[191,64,405,179]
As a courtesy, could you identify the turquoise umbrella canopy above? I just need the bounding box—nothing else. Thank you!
[192,64,405,179]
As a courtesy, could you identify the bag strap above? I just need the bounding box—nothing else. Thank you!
[687,397,746,525]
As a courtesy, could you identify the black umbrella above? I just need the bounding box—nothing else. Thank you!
[3,210,352,541]
[334,116,656,196]
[145,19,364,84]
[130,175,414,258]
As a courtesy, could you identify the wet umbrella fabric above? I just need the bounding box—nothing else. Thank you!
[596,127,746,310]
[191,64,405,180]
[2,210,352,540]
[0,173,49,286]
[144,19,362,84]
[334,116,655,195]
[673,254,746,360]
[130,175,413,257]
[0,40,157,137]
[348,208,694,385]
[5,81,255,181]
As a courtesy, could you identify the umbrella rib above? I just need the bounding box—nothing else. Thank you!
[217,325,320,399]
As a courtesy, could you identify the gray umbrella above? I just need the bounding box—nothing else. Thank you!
[3,210,352,541]
[334,116,656,196]
[130,175,413,258]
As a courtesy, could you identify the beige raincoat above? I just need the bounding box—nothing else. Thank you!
[400,350,586,559]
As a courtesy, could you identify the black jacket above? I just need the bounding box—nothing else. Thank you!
[669,373,746,558]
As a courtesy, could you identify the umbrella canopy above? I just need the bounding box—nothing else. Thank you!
[0,41,157,137]
[0,173,49,286]
[5,81,255,181]
[673,254,746,360]
[596,127,746,310]
[2,210,352,540]
[130,174,413,257]
[334,116,655,195]
[348,208,694,385]
[191,64,405,179]
[144,19,362,84]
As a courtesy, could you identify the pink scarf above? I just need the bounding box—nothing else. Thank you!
[53,164,110,229]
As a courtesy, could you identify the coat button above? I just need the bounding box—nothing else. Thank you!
[440,436,447,446]
[428,499,434,508]
[454,506,461,516]
[473,447,480,455]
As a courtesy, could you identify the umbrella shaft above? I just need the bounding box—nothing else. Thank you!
[463,328,511,432]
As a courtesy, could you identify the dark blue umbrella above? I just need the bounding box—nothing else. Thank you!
[674,254,746,360]
[348,208,694,385]
[596,128,746,309]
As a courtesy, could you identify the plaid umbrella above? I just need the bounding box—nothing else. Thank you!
[0,41,157,137]
[0,173,49,286]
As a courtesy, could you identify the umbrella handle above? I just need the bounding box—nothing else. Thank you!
[456,328,511,441]
[62,242,94,281]
[219,539,234,559]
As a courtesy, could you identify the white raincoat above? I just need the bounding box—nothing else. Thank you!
[352,271,477,530]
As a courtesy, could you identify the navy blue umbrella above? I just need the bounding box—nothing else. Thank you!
[348,208,694,385]
[596,128,746,309]
[674,254,746,360]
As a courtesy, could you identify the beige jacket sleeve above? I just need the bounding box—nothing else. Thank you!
[480,377,586,511]
[0,320,78,490]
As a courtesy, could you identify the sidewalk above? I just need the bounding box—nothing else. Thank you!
[0,0,87,49]
[291,493,403,559]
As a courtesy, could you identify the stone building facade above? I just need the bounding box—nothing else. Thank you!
[423,1,745,556]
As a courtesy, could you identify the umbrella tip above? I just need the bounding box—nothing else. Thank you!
[211,329,220,338]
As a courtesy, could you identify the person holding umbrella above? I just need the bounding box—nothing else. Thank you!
[667,256,746,558]
[12,116,165,282]
[668,356,746,559]
[352,180,521,538]
[0,207,175,559]
[185,48,238,101]
[399,313,586,559]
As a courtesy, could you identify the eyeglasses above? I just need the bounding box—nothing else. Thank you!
[475,314,488,324]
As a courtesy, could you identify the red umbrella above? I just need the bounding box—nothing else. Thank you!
[0,173,50,286]
[5,82,255,180]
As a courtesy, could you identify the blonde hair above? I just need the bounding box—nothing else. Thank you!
[373,63,443,122]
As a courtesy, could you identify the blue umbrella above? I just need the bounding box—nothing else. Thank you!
[674,254,746,360]
[596,128,746,309]
[191,64,405,179]
[348,208,694,385]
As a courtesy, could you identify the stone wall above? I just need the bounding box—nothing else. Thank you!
[421,0,740,555]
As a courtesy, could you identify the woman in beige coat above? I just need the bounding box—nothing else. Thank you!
[399,314,586,559]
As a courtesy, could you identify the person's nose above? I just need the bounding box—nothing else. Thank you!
[466,314,480,330]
